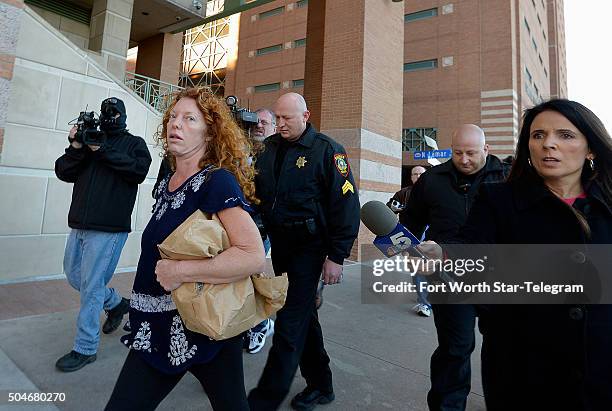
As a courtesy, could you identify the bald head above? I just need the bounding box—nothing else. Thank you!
[411,166,426,184]
[273,92,310,141]
[451,124,489,175]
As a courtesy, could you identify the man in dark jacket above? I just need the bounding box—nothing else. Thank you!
[403,124,509,411]
[54,97,151,372]
[387,165,426,227]
[248,93,360,411]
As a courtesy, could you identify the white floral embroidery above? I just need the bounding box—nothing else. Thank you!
[224,196,250,208]
[191,172,206,192]
[168,315,198,366]
[171,191,186,209]
[155,202,168,220]
[152,198,161,214]
[132,321,152,352]
[130,292,176,312]
[154,167,214,216]
[157,178,167,196]
[224,197,240,204]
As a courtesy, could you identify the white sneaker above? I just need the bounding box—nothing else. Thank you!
[413,303,432,317]
[247,318,275,354]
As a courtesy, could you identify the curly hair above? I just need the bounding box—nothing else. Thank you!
[155,87,258,204]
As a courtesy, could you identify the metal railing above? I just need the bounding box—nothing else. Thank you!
[124,72,184,113]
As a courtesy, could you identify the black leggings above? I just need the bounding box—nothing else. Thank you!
[105,335,248,411]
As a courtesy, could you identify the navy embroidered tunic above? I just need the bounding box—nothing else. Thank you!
[121,165,252,374]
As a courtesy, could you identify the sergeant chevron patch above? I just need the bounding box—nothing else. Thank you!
[342,180,354,195]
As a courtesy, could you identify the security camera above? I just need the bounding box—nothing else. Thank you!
[193,0,203,10]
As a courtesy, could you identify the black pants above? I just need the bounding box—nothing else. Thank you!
[248,231,332,410]
[105,335,248,411]
[427,304,479,411]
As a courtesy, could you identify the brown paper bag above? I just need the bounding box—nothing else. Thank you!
[158,210,288,340]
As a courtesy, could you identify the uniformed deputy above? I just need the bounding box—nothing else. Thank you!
[248,93,360,411]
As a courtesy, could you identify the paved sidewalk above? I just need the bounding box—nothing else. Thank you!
[0,263,485,410]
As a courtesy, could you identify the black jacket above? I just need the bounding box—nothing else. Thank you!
[386,186,412,227]
[403,155,510,241]
[460,180,612,410]
[254,124,360,264]
[55,130,152,232]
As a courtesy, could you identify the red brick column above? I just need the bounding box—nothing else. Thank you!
[304,0,405,260]
[0,0,24,155]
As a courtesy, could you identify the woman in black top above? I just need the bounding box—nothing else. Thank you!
[106,88,264,410]
[420,99,612,410]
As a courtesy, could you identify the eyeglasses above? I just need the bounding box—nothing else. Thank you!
[257,119,274,126]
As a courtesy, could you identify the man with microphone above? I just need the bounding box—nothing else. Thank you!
[248,92,360,411]
[403,125,509,411]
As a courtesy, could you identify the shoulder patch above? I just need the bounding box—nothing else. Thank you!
[334,153,350,177]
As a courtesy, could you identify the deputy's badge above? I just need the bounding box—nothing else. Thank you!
[296,156,307,168]
[341,180,354,195]
[334,153,349,177]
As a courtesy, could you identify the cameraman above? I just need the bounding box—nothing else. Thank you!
[54,97,152,372]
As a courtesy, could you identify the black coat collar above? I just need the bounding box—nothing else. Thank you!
[267,123,316,148]
[431,154,504,178]
[512,178,612,216]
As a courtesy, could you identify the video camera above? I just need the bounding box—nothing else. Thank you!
[225,95,258,133]
[71,97,127,146]
[74,111,104,146]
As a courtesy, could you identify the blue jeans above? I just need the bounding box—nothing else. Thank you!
[263,236,271,256]
[412,274,431,307]
[64,229,128,355]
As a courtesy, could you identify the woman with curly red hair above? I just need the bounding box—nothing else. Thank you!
[105,88,264,410]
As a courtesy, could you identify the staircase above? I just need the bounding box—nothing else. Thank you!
[124,72,184,113]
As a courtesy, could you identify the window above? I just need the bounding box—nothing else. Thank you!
[531,0,536,8]
[297,0,308,8]
[292,79,304,88]
[542,29,547,41]
[524,17,531,34]
[544,67,548,78]
[534,84,539,97]
[259,6,284,20]
[293,38,306,48]
[404,59,438,72]
[532,37,538,52]
[405,8,438,23]
[538,54,543,66]
[402,128,437,152]
[525,67,533,84]
[254,82,280,93]
[537,14,542,26]
[256,44,283,56]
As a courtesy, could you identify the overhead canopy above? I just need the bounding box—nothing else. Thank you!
[170,0,276,33]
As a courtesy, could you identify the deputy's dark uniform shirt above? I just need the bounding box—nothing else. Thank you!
[255,123,360,264]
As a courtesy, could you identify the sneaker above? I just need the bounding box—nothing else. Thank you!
[243,329,252,350]
[290,387,335,411]
[103,297,130,334]
[246,318,274,354]
[413,303,431,317]
[55,350,96,372]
